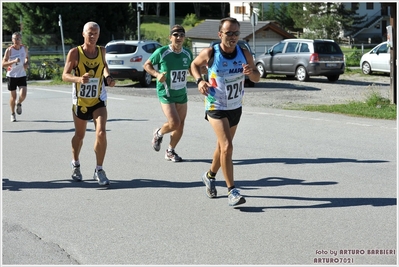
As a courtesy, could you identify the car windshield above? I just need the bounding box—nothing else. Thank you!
[314,42,341,54]
[271,43,285,54]
[375,43,388,53]
[106,44,137,54]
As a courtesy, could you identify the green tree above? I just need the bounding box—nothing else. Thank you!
[288,3,366,40]
[261,3,299,32]
[263,3,278,21]
[2,3,140,46]
[2,3,21,34]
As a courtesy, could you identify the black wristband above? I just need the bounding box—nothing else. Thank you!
[195,77,203,85]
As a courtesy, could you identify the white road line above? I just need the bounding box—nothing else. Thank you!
[27,87,126,100]
[30,87,69,94]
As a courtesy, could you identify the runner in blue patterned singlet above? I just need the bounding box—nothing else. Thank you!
[191,17,261,206]
[62,21,116,186]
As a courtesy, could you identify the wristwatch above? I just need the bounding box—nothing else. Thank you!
[195,77,203,85]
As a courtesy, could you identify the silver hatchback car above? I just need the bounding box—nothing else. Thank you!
[360,41,390,75]
[255,39,345,82]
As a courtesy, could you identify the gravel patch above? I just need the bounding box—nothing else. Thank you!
[192,73,392,109]
[111,73,392,109]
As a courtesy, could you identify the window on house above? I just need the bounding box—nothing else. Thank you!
[351,3,359,10]
[234,6,246,14]
[366,3,374,10]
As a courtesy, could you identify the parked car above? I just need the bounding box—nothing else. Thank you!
[360,41,390,75]
[255,38,345,82]
[105,40,162,87]
[203,40,256,87]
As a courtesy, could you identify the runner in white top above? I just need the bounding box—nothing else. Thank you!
[2,32,29,122]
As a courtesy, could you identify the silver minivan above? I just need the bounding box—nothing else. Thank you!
[255,39,345,82]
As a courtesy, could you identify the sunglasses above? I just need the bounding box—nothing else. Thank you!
[172,33,185,38]
[13,38,21,40]
[221,31,240,37]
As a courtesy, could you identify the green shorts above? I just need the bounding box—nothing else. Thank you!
[158,93,188,104]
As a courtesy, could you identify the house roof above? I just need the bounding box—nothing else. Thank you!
[185,19,296,40]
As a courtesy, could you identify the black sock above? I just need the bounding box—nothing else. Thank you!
[228,186,235,192]
[208,171,216,178]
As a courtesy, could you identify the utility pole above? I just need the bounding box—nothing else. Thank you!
[169,3,175,31]
[58,15,66,64]
[251,13,258,56]
[137,2,143,41]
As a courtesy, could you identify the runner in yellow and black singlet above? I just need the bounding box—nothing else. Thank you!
[62,21,115,186]
[72,45,108,120]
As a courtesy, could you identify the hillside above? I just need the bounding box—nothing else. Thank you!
[140,15,196,46]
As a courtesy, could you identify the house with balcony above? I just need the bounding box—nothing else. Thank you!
[229,2,391,44]
[342,3,391,43]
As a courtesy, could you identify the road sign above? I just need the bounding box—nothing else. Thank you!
[137,2,144,11]
[250,13,258,27]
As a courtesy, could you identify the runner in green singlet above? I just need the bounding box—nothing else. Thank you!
[144,25,193,162]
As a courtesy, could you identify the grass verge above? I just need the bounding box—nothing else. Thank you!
[289,91,396,120]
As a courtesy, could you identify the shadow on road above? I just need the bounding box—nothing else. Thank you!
[3,176,395,211]
[2,118,142,134]
[232,157,389,165]
[3,154,388,191]
[3,128,79,133]
[3,175,337,192]
[235,196,396,212]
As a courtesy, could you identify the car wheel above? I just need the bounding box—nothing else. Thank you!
[256,63,266,78]
[362,62,372,75]
[327,75,340,82]
[140,71,152,87]
[296,66,309,82]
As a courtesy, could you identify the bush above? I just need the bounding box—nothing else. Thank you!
[182,13,200,27]
[345,48,363,67]
[366,91,391,107]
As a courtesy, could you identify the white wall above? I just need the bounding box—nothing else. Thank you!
[229,2,251,21]
[249,30,284,57]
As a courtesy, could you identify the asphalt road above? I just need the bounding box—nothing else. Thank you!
[2,82,397,266]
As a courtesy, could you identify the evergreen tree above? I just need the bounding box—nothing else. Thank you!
[2,3,139,46]
[260,3,299,32]
[287,3,366,40]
